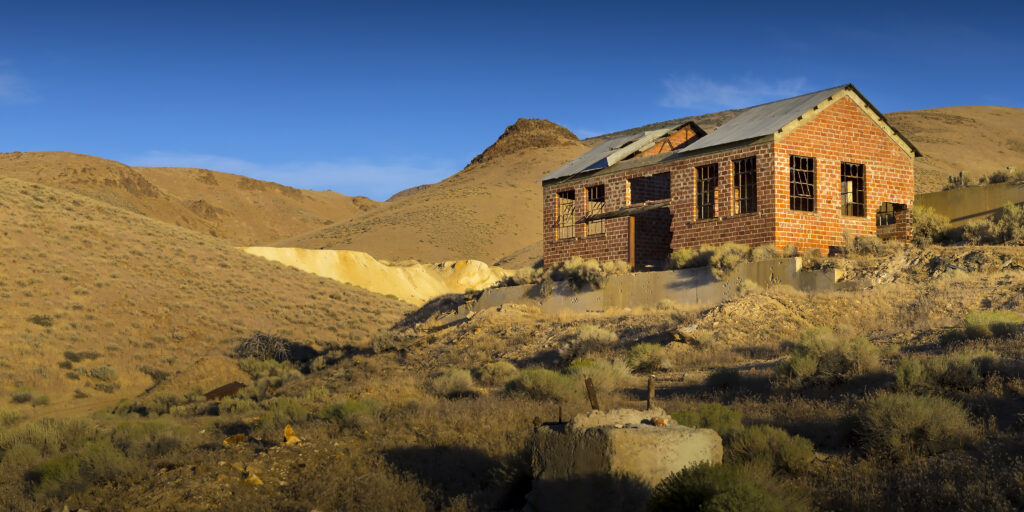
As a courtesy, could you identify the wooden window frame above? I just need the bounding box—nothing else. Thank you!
[556,190,576,240]
[841,162,866,217]
[585,185,605,236]
[696,164,719,220]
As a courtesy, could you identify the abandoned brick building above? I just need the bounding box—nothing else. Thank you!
[541,84,920,269]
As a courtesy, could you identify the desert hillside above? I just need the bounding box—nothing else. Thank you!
[0,152,378,245]
[0,176,407,413]
[275,119,588,264]
[886,106,1024,193]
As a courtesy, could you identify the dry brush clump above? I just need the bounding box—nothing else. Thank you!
[774,327,880,387]
[648,462,812,512]
[506,256,630,291]
[856,392,978,461]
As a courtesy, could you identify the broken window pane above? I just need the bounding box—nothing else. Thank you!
[585,185,605,236]
[841,162,866,217]
[790,155,815,212]
[556,190,576,239]
[696,164,718,220]
[732,156,757,214]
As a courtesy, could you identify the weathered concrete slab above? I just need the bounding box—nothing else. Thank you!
[528,408,722,512]
[916,181,1024,225]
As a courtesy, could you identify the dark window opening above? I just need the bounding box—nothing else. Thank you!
[733,156,757,214]
[876,202,906,226]
[841,162,866,217]
[556,190,575,239]
[585,185,605,236]
[790,155,815,212]
[629,172,671,204]
[696,164,719,220]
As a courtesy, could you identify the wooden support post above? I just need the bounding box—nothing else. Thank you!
[558,405,563,423]
[585,377,600,410]
[646,374,655,410]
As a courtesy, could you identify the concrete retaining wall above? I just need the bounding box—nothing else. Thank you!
[468,257,838,315]
[916,181,1024,225]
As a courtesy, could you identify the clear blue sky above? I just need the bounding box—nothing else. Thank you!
[1,1,1021,200]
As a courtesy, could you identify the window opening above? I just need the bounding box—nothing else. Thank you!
[841,162,866,216]
[733,156,757,214]
[790,155,815,212]
[556,190,575,239]
[696,164,719,220]
[876,202,906,226]
[585,186,605,236]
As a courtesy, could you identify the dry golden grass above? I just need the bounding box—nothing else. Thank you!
[0,176,408,415]
[0,151,378,245]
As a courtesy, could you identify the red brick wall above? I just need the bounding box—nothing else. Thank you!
[542,94,915,266]
[773,95,915,253]
[638,125,700,158]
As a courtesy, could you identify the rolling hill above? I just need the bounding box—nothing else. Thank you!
[0,151,378,245]
[0,176,407,414]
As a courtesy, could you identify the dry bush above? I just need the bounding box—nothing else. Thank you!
[956,219,996,245]
[671,403,745,440]
[857,392,978,461]
[709,242,751,280]
[729,424,815,474]
[505,369,577,402]
[846,235,892,257]
[566,359,632,395]
[10,388,32,404]
[627,343,670,373]
[255,396,309,437]
[751,244,782,261]
[911,206,950,245]
[782,244,800,257]
[963,310,1024,339]
[648,462,811,512]
[235,332,291,361]
[504,257,629,290]
[667,246,711,270]
[319,398,385,429]
[476,361,518,387]
[563,324,618,359]
[994,202,1024,242]
[429,368,476,398]
[775,328,879,387]
[0,409,21,427]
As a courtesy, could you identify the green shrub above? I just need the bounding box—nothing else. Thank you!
[31,454,84,498]
[912,206,950,245]
[710,242,750,280]
[671,403,745,440]
[775,328,879,386]
[111,421,188,459]
[956,219,995,244]
[506,369,577,402]
[857,392,978,461]
[648,462,811,512]
[63,350,100,363]
[219,396,257,416]
[476,361,518,387]
[567,359,632,395]
[729,424,815,473]
[627,343,670,373]
[78,438,128,482]
[320,398,385,429]
[10,388,33,404]
[963,310,1024,339]
[429,369,476,398]
[994,202,1024,242]
[31,395,50,407]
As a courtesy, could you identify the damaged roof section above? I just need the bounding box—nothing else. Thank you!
[541,122,704,182]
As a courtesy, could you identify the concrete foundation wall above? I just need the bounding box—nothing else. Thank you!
[470,257,837,315]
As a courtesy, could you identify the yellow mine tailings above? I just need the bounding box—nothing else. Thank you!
[240,247,511,305]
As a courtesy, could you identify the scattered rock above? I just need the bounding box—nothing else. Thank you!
[284,424,301,445]
[222,433,246,447]
[244,473,263,486]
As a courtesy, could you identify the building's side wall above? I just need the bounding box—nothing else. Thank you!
[668,142,777,250]
[772,95,915,253]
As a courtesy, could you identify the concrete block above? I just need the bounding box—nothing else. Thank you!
[528,408,723,512]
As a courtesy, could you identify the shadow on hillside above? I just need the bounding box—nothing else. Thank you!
[392,293,468,331]
[383,445,530,510]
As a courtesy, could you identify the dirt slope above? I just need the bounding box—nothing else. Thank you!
[0,152,378,245]
[886,106,1024,194]
[0,177,407,414]
[135,166,379,244]
[275,119,589,264]
[241,247,511,305]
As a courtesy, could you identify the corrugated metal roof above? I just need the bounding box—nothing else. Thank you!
[541,124,686,182]
[677,85,847,155]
